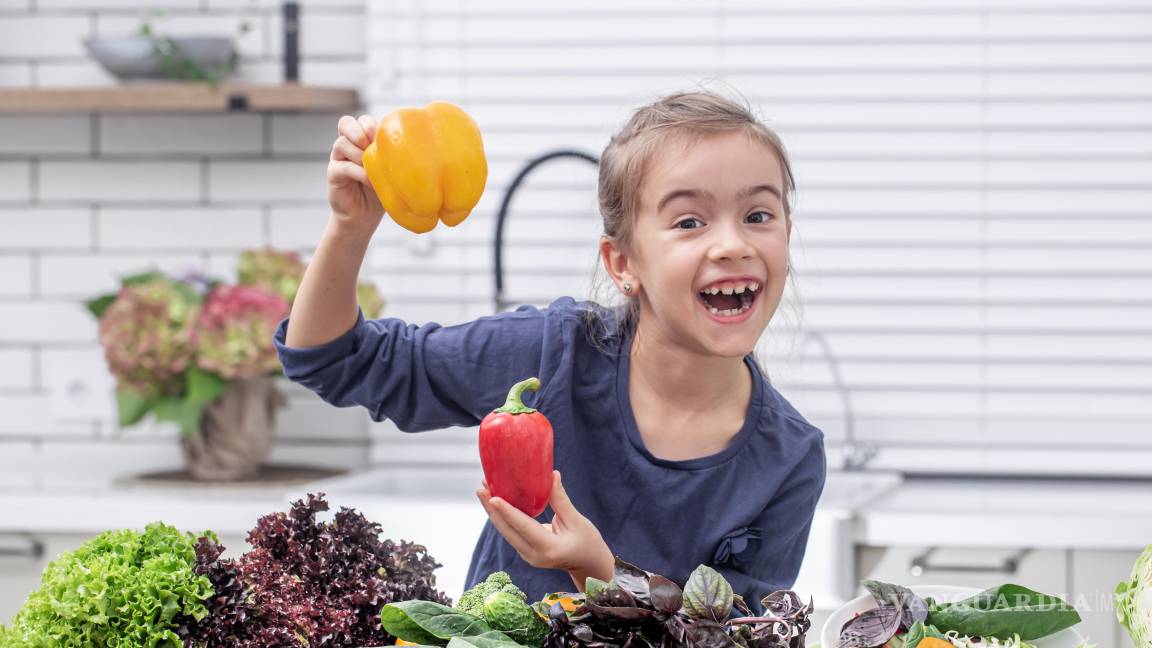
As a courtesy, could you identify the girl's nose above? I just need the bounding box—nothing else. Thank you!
[708,221,755,261]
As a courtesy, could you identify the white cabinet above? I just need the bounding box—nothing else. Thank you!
[856,545,1069,595]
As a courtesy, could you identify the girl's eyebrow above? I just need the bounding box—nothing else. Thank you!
[657,184,782,212]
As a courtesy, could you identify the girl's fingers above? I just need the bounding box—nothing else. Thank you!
[549,471,577,518]
[357,114,377,144]
[331,136,364,164]
[338,114,370,148]
[491,497,554,549]
[477,492,533,551]
[328,160,370,187]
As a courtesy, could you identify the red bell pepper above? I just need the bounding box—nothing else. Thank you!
[479,377,554,517]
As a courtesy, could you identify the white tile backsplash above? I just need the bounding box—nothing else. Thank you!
[99,114,264,156]
[98,207,264,249]
[267,205,330,249]
[0,208,93,250]
[208,160,327,202]
[270,113,350,154]
[40,161,202,203]
[271,12,368,58]
[0,350,35,390]
[0,162,32,202]
[0,302,96,343]
[0,255,33,296]
[0,393,99,436]
[0,16,90,58]
[38,253,205,297]
[0,116,92,155]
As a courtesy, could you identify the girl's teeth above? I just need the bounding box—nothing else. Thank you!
[706,301,752,317]
[701,283,759,295]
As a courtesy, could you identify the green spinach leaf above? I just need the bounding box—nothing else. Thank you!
[926,584,1081,641]
[380,600,496,646]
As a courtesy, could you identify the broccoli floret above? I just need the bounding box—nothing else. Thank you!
[456,571,526,617]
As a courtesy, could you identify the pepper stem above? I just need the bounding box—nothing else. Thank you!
[494,377,540,414]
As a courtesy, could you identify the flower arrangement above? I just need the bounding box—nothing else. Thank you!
[87,248,384,437]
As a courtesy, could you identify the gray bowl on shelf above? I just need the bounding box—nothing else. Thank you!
[84,36,236,81]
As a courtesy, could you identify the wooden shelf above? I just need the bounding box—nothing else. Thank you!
[0,83,361,114]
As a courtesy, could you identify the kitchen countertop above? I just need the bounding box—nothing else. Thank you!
[4,471,1150,546]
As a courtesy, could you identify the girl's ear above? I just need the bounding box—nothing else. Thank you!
[599,235,635,293]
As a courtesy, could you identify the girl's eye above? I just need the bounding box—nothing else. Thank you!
[746,211,773,224]
[675,217,702,230]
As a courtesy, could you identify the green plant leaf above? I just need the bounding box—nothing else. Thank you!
[926,584,1081,641]
[116,388,153,427]
[85,294,118,320]
[186,367,229,406]
[682,564,735,623]
[380,601,495,646]
[152,395,205,437]
[446,631,526,648]
[584,577,609,599]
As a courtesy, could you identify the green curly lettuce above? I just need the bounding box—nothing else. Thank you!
[0,522,215,648]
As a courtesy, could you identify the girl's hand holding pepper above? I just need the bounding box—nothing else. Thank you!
[328,114,385,236]
[477,470,614,592]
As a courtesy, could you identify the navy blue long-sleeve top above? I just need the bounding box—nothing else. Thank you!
[273,297,826,611]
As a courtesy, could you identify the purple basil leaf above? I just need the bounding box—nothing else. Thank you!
[863,580,927,631]
[683,564,736,623]
[584,598,655,621]
[612,557,654,606]
[837,601,904,648]
[687,620,733,648]
[648,575,684,615]
[593,585,638,609]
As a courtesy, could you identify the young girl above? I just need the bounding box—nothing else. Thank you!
[274,90,826,610]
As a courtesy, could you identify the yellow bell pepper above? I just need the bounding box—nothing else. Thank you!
[362,101,488,234]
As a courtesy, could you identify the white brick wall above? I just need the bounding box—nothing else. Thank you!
[0,0,374,484]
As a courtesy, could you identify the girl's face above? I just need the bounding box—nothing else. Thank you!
[612,130,791,358]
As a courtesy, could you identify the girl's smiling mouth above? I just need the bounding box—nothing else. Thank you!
[697,279,760,321]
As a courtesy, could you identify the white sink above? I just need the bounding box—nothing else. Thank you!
[818,470,903,512]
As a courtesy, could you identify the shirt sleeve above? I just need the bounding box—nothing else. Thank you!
[271,304,553,431]
[713,438,827,615]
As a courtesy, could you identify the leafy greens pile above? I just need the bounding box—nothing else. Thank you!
[381,558,811,648]
[544,559,811,648]
[179,492,451,647]
[0,522,214,648]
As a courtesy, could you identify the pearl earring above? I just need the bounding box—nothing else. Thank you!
[623,283,633,294]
